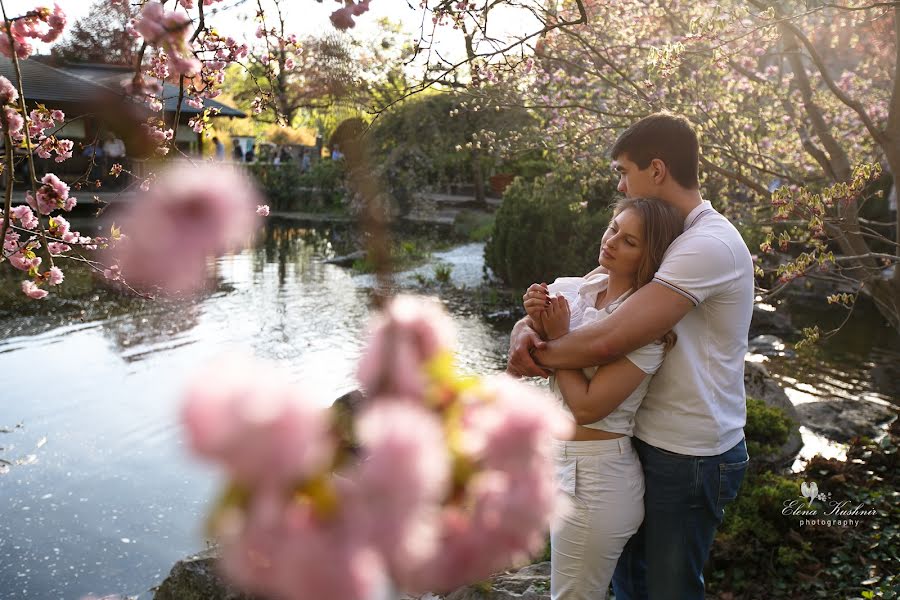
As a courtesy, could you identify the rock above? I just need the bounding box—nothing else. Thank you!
[441,562,551,600]
[324,249,367,267]
[744,361,803,465]
[794,399,898,443]
[154,547,257,600]
[748,334,796,358]
[749,302,793,337]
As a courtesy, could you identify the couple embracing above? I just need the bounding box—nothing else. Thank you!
[507,113,754,600]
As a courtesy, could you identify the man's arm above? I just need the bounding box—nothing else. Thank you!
[532,281,694,370]
[506,316,552,378]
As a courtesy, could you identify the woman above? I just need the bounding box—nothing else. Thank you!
[521,196,683,600]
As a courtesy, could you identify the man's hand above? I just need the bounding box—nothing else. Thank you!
[507,318,552,378]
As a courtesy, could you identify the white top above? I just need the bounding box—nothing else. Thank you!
[548,273,665,436]
[635,201,754,456]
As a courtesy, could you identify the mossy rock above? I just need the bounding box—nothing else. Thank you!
[743,361,802,466]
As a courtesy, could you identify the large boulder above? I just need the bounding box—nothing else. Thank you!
[749,302,793,338]
[154,547,257,600]
[794,399,898,443]
[743,361,803,465]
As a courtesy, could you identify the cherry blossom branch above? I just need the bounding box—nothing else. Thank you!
[1,128,12,247]
[0,0,53,268]
[373,0,587,116]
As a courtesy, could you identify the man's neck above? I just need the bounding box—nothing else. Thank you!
[662,188,704,219]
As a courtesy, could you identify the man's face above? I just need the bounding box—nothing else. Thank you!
[611,154,656,199]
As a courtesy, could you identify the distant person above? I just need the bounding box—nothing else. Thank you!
[301,149,311,173]
[213,136,225,161]
[330,144,343,161]
[103,135,126,161]
[245,143,255,163]
[232,140,244,162]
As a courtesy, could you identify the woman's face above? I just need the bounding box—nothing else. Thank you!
[598,207,646,279]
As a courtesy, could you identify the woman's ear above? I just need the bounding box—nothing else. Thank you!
[650,158,667,184]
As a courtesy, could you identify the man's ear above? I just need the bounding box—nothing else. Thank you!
[650,158,667,184]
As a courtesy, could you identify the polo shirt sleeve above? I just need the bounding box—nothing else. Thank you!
[625,341,666,374]
[653,235,735,306]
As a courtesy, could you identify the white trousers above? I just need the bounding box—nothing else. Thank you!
[551,437,645,600]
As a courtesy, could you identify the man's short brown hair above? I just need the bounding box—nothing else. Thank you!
[610,112,700,190]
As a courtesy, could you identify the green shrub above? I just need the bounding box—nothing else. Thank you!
[248,160,345,212]
[744,396,793,459]
[484,174,615,289]
[453,210,495,242]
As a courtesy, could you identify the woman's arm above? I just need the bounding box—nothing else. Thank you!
[555,359,649,425]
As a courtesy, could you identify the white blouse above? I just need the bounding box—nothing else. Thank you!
[547,272,665,436]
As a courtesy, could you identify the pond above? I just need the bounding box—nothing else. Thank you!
[1,221,897,599]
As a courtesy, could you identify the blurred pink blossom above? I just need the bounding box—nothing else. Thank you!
[353,400,450,575]
[109,163,261,295]
[356,295,456,397]
[182,354,335,488]
[218,483,387,600]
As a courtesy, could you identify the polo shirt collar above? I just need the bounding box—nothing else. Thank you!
[683,200,714,231]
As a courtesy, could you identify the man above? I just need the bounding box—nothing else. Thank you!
[508,113,753,600]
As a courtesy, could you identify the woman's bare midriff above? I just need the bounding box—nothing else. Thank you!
[558,423,627,441]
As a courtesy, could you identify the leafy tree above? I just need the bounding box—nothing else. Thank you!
[51,0,138,65]
[453,0,899,333]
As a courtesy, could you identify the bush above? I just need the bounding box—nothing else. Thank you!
[484,174,615,289]
[248,160,345,212]
[744,396,793,459]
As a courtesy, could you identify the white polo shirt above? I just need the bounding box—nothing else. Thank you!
[632,200,754,456]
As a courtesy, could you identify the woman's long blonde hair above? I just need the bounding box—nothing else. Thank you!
[613,196,683,351]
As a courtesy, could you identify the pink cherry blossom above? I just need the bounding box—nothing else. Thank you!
[21,280,48,299]
[218,484,387,600]
[0,75,18,103]
[255,204,270,217]
[26,173,75,215]
[133,1,201,76]
[353,400,450,575]
[109,163,261,295]
[182,354,335,488]
[47,266,64,285]
[11,205,38,230]
[9,248,41,271]
[356,294,456,397]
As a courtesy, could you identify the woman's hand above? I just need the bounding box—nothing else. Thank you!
[522,282,549,322]
[540,295,570,340]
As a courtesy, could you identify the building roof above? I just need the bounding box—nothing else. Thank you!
[61,63,246,118]
[0,57,245,118]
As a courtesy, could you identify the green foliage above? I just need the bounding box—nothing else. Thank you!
[707,416,900,599]
[367,91,537,212]
[352,238,432,274]
[248,160,346,212]
[484,174,616,289]
[452,210,495,242]
[433,263,453,285]
[744,397,793,459]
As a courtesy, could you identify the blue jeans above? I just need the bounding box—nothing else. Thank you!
[611,437,749,600]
